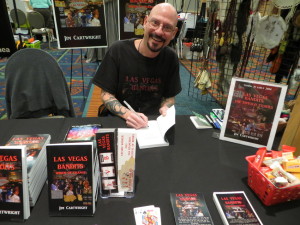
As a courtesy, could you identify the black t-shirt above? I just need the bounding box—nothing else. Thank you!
[92,39,182,115]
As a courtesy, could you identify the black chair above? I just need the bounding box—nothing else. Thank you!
[10,9,30,35]
[5,48,75,119]
[27,11,51,48]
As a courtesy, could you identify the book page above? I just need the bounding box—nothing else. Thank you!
[137,106,175,149]
[156,105,176,137]
[137,121,168,149]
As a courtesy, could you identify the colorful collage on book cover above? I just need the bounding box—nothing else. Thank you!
[5,134,50,174]
[224,80,282,146]
[170,193,214,225]
[46,143,94,216]
[65,124,101,142]
[0,148,27,220]
[214,192,262,225]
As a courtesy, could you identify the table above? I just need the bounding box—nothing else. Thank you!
[0,116,299,224]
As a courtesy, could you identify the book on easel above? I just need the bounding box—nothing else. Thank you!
[0,146,30,221]
[46,142,96,216]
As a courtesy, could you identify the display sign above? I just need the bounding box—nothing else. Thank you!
[220,77,287,149]
[52,0,107,49]
[119,0,165,40]
[0,0,17,57]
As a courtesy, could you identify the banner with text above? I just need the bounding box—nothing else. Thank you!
[53,0,107,49]
[119,0,165,40]
[0,0,17,57]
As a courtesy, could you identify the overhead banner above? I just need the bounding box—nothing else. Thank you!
[0,0,17,57]
[119,0,165,40]
[52,0,107,49]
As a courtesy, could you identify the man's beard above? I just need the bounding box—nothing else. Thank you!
[147,33,166,52]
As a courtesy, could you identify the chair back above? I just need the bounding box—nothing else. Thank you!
[10,9,27,27]
[5,48,76,119]
[27,11,46,29]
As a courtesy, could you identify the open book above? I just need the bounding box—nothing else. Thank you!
[136,106,175,149]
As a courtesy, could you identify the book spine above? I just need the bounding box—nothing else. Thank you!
[96,130,118,195]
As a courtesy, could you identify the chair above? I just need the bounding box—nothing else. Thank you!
[27,11,51,48]
[5,48,76,119]
[10,9,30,35]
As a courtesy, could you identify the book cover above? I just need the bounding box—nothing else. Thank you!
[46,142,95,216]
[5,134,51,176]
[170,193,214,225]
[220,78,287,149]
[213,191,263,225]
[0,146,30,221]
[117,128,136,193]
[96,129,118,196]
[64,124,102,142]
[137,105,175,149]
[190,111,213,129]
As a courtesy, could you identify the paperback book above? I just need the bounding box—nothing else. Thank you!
[0,146,30,221]
[5,134,51,176]
[96,129,118,197]
[219,78,287,149]
[96,128,137,198]
[213,191,263,225]
[64,124,102,142]
[5,134,51,207]
[46,142,96,216]
[136,105,175,149]
[170,192,214,225]
[190,111,213,129]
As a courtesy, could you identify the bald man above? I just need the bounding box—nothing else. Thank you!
[92,3,182,129]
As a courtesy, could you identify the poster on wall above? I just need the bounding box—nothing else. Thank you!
[0,0,17,57]
[119,0,165,40]
[52,0,107,49]
[219,78,287,149]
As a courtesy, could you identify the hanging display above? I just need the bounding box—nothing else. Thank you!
[0,0,17,57]
[119,0,164,40]
[52,0,107,49]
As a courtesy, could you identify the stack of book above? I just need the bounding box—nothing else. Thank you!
[5,134,51,207]
[0,146,30,221]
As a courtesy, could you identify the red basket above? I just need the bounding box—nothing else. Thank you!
[245,154,300,206]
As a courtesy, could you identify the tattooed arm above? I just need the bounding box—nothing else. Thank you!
[159,97,175,116]
[101,91,148,129]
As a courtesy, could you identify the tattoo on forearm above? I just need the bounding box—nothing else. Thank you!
[101,92,127,116]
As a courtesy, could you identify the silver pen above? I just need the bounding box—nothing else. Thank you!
[123,100,148,126]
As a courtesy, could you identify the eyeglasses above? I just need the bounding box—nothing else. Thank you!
[148,19,175,33]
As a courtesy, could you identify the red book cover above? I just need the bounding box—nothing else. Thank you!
[0,146,30,221]
[220,78,287,149]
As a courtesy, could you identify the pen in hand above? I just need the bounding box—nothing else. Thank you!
[123,100,148,127]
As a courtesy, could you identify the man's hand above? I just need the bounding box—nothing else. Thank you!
[159,97,175,116]
[124,111,148,129]
[159,105,169,116]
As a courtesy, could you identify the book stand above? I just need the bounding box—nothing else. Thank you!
[99,171,135,199]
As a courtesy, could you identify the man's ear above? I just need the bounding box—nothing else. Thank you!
[171,27,179,40]
[144,15,149,26]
